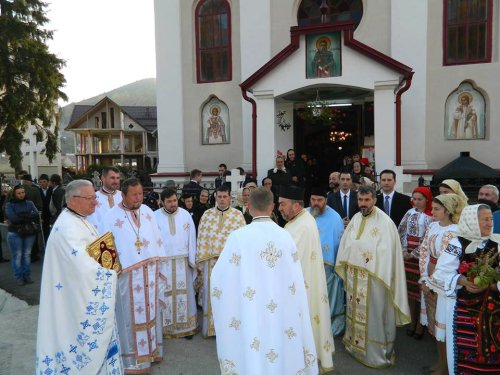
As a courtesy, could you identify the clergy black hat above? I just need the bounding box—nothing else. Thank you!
[279,185,305,201]
[22,174,34,182]
[310,186,327,197]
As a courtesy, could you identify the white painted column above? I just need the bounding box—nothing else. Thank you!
[391,0,428,168]
[253,90,276,182]
[240,0,271,172]
[374,80,405,183]
[154,0,185,172]
[27,125,38,178]
[275,102,294,155]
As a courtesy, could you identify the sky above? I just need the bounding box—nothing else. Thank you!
[45,0,156,104]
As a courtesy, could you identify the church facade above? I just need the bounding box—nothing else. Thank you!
[153,0,500,191]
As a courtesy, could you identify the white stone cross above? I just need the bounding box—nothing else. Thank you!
[92,171,102,189]
[226,168,245,195]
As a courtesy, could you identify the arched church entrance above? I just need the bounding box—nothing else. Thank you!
[280,85,373,187]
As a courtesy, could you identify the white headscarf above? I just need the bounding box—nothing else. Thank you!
[457,204,500,254]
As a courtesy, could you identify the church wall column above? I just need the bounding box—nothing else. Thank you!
[391,0,428,168]
[240,0,272,173]
[253,90,276,182]
[374,80,405,189]
[154,0,185,172]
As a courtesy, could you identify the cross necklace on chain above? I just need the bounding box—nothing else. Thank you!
[122,202,143,254]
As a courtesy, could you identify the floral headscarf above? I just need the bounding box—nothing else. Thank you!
[457,204,500,254]
[434,193,465,224]
[440,179,469,206]
[413,186,433,216]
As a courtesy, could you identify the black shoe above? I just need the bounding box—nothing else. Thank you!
[413,327,425,340]
[25,277,34,284]
[184,335,194,340]
[0,259,8,263]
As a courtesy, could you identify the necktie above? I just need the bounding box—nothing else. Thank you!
[108,193,115,208]
[384,195,390,215]
[343,194,348,217]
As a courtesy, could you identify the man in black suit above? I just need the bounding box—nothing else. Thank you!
[182,169,203,199]
[214,163,227,188]
[375,169,412,227]
[49,174,65,224]
[327,172,359,227]
[37,174,53,242]
[267,156,291,197]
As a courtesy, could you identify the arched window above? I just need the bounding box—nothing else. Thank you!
[297,0,363,28]
[443,0,492,65]
[195,0,232,83]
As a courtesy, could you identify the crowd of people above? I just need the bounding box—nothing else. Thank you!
[1,172,64,286]
[14,155,497,375]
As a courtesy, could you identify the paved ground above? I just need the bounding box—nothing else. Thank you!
[0,259,436,374]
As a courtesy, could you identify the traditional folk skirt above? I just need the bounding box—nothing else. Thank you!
[404,235,421,302]
[453,288,500,374]
[423,288,438,337]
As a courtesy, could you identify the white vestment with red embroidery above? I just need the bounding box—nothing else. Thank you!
[87,190,123,228]
[99,204,167,374]
[154,207,198,337]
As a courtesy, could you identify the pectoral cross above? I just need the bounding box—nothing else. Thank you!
[134,236,143,254]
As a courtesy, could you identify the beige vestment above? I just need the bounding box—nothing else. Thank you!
[285,209,335,372]
[336,207,410,368]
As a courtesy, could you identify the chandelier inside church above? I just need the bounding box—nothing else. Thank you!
[329,130,352,143]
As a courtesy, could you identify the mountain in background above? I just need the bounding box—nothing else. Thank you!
[59,77,156,155]
[76,78,156,107]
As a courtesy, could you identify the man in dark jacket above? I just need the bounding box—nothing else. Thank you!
[49,174,65,224]
[182,169,203,199]
[327,172,359,227]
[37,174,53,243]
[375,169,412,227]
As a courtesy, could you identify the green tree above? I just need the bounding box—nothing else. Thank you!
[0,0,66,170]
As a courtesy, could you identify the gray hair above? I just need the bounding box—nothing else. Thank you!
[358,185,376,198]
[65,179,93,200]
[481,184,499,197]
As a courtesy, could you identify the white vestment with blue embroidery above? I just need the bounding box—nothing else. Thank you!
[35,209,123,375]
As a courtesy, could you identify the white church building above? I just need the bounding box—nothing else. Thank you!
[153,0,500,191]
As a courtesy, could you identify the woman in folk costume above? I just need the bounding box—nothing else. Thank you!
[439,179,469,207]
[431,204,500,374]
[420,194,465,375]
[398,187,433,340]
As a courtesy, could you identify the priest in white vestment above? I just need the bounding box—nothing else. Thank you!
[154,188,199,338]
[211,187,318,374]
[87,166,123,228]
[98,178,168,374]
[35,180,123,375]
[336,185,410,368]
[278,185,335,372]
[196,184,246,337]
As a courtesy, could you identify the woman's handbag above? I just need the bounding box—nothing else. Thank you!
[17,222,38,236]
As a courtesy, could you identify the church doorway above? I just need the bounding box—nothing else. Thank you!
[281,85,374,187]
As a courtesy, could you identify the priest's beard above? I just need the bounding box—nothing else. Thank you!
[310,205,326,218]
[329,183,339,190]
[360,206,373,216]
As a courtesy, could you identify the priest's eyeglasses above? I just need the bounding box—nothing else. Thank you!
[74,195,97,201]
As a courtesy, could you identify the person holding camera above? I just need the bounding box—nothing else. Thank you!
[5,185,39,286]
